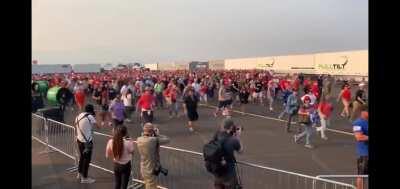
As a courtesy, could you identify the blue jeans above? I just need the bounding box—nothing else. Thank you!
[168,102,179,116]
[296,123,314,145]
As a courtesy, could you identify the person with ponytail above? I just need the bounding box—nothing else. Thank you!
[106,126,135,189]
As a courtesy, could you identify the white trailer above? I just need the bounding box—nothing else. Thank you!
[72,64,101,73]
[32,64,72,74]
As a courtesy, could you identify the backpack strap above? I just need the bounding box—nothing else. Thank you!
[75,113,91,142]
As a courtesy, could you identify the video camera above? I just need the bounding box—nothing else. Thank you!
[152,165,168,176]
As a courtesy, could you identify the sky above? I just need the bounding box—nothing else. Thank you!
[32,0,368,65]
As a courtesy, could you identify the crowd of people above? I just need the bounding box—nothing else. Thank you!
[32,68,368,189]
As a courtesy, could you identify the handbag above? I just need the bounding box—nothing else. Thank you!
[75,114,93,154]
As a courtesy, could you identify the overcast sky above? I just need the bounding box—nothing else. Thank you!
[32,0,368,65]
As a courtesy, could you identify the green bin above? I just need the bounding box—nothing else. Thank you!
[36,80,49,94]
[47,86,61,106]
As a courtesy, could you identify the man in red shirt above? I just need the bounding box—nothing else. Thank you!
[317,95,333,140]
[136,87,155,124]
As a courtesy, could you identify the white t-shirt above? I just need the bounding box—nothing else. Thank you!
[75,112,96,143]
[192,83,201,93]
[122,94,133,107]
[120,85,128,95]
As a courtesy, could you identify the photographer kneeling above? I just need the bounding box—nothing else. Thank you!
[137,123,170,189]
[204,118,244,189]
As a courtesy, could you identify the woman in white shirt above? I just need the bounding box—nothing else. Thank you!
[106,126,135,189]
[122,89,134,122]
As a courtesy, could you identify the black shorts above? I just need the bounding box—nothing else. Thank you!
[218,100,233,108]
[357,156,368,175]
[187,110,199,121]
[142,110,154,123]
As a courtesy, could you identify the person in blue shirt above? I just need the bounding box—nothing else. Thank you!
[352,110,368,189]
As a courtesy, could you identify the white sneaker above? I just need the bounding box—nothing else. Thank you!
[269,107,273,111]
[125,119,131,122]
[189,127,194,132]
[76,173,81,180]
[101,122,105,126]
[304,144,314,149]
[294,135,299,143]
[322,136,328,140]
[81,177,96,184]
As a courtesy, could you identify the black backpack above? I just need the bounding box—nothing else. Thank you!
[203,134,229,176]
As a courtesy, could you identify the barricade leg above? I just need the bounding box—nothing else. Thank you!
[38,118,56,155]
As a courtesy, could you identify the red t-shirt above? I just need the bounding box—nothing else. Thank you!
[341,89,351,101]
[319,102,333,118]
[75,91,86,105]
[137,93,154,110]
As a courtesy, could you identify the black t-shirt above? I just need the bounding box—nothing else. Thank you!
[239,91,250,103]
[255,81,263,93]
[108,88,117,100]
[214,131,241,173]
[230,81,239,93]
[57,87,73,104]
[184,95,199,111]
[355,89,366,103]
[93,90,102,105]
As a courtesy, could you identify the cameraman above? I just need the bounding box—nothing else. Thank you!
[214,118,243,189]
[137,123,170,189]
[74,104,99,184]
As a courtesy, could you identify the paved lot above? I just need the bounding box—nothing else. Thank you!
[32,83,367,189]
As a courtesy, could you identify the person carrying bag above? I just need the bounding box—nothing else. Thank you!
[74,104,98,184]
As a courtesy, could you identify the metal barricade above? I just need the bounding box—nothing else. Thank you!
[317,175,369,189]
[32,113,356,189]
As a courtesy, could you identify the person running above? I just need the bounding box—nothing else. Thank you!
[164,83,179,119]
[266,80,276,111]
[106,126,135,189]
[100,86,112,127]
[74,84,86,112]
[57,81,73,112]
[317,95,333,140]
[351,83,367,121]
[282,90,300,133]
[278,86,293,118]
[136,87,156,124]
[353,110,368,189]
[199,81,209,104]
[294,96,315,148]
[238,86,250,114]
[338,83,352,119]
[110,94,125,127]
[183,88,199,132]
[214,82,233,117]
[253,79,263,105]
[154,80,165,109]
[122,89,134,123]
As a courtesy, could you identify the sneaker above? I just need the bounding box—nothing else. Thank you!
[108,122,113,127]
[269,107,273,111]
[322,136,328,140]
[304,144,314,149]
[189,127,194,132]
[76,173,81,180]
[316,127,321,132]
[81,177,95,184]
[101,122,105,127]
[125,119,131,122]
